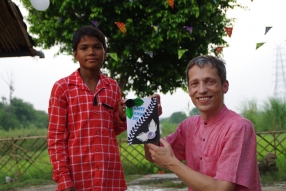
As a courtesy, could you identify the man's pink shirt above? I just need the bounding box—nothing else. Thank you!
[166,105,261,191]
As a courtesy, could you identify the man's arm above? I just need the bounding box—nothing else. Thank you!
[146,138,235,191]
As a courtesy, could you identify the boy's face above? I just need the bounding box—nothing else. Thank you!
[73,35,106,70]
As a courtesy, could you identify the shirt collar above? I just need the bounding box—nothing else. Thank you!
[67,68,111,91]
[202,105,228,126]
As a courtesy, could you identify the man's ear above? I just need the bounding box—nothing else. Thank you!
[223,80,229,94]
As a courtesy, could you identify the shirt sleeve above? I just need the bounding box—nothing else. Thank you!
[47,82,74,190]
[214,119,258,188]
[112,83,127,136]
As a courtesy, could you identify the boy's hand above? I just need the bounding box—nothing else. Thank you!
[118,99,126,121]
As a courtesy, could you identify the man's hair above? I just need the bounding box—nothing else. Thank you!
[185,55,227,86]
[72,26,106,51]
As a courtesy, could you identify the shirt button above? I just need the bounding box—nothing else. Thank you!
[96,131,99,134]
[203,139,205,141]
[200,157,202,160]
[96,149,99,152]
[95,112,98,115]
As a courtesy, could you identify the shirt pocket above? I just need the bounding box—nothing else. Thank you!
[203,154,219,177]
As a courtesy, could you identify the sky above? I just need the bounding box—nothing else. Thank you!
[1,0,286,118]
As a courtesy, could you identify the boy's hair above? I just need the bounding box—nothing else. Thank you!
[186,55,227,86]
[72,26,106,51]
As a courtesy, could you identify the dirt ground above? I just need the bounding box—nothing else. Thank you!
[16,183,286,191]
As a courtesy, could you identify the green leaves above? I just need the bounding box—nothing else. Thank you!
[134,98,144,107]
[20,0,238,97]
[126,98,144,119]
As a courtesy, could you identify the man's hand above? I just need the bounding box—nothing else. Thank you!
[151,94,162,116]
[146,138,177,169]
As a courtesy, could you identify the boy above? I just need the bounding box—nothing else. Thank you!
[48,26,128,191]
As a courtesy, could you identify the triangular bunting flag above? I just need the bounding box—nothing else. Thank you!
[224,27,233,37]
[91,20,98,27]
[145,51,153,58]
[214,47,223,55]
[178,49,188,59]
[256,43,265,50]
[115,22,126,34]
[184,26,193,34]
[167,0,174,9]
[152,25,159,34]
[109,53,118,61]
[265,26,272,35]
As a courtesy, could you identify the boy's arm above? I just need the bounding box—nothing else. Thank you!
[113,85,127,135]
[47,83,74,190]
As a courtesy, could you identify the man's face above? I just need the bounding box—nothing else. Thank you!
[188,65,229,119]
[73,35,106,70]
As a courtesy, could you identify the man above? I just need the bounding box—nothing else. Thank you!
[145,55,261,191]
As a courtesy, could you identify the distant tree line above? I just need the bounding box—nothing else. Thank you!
[0,97,48,131]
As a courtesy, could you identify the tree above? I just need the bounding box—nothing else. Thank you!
[169,111,187,124]
[21,0,238,96]
[0,97,48,130]
[189,107,200,116]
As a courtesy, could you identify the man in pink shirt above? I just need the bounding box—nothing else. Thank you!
[145,55,261,191]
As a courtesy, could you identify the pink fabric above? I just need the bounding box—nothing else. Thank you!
[48,69,127,191]
[166,105,261,191]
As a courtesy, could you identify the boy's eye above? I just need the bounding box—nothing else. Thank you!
[80,47,87,50]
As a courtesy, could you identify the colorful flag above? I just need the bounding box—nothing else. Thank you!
[256,43,265,50]
[115,22,126,34]
[152,25,159,34]
[145,51,153,58]
[265,26,272,35]
[109,53,118,61]
[178,49,188,59]
[91,20,98,27]
[184,26,193,34]
[214,47,223,55]
[224,27,233,37]
[167,0,174,9]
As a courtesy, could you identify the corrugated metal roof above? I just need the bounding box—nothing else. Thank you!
[0,0,44,58]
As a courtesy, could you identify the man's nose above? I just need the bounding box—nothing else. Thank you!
[198,83,207,94]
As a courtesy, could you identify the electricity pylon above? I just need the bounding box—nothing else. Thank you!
[273,44,286,97]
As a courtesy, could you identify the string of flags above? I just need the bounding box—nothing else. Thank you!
[256,26,273,50]
[97,0,274,59]
[115,22,126,34]
[108,53,118,61]
[178,49,188,59]
[167,0,174,9]
[184,26,193,34]
[265,26,272,35]
[214,47,224,55]
[224,27,233,38]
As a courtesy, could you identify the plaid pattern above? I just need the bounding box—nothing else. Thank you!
[48,69,127,191]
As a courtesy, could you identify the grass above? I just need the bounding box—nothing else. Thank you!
[1,125,286,190]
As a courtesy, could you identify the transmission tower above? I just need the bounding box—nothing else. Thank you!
[273,44,286,97]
